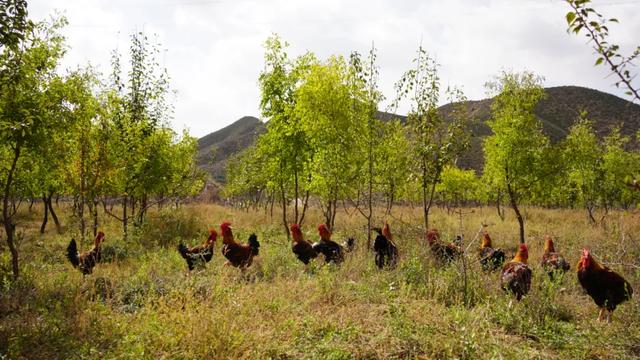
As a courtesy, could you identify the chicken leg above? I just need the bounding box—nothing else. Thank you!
[597,308,606,321]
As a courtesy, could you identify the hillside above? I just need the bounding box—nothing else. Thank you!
[198,86,640,180]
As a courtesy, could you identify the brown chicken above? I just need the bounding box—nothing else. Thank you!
[312,224,344,264]
[540,235,570,278]
[501,243,532,301]
[220,222,260,269]
[290,223,318,266]
[577,248,633,322]
[479,231,505,271]
[426,228,462,263]
[66,231,105,275]
[178,229,217,270]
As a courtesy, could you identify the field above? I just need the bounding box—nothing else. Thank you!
[1,203,639,359]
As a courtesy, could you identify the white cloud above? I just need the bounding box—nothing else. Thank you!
[29,0,640,137]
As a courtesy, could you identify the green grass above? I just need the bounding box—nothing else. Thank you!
[1,204,639,359]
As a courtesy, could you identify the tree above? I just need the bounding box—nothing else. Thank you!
[482,71,549,244]
[565,0,639,102]
[256,35,317,236]
[393,45,469,230]
[0,0,29,50]
[560,114,605,223]
[297,56,367,230]
[0,16,70,278]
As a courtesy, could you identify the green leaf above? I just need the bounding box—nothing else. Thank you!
[566,12,576,25]
[595,58,604,66]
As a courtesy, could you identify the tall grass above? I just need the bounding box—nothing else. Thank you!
[0,203,639,359]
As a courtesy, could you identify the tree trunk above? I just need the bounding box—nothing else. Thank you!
[48,194,61,234]
[3,146,21,279]
[92,199,98,237]
[496,191,505,221]
[40,195,49,234]
[28,198,35,212]
[299,190,310,226]
[123,195,128,241]
[421,157,429,230]
[506,180,525,244]
[294,169,299,224]
[280,183,289,238]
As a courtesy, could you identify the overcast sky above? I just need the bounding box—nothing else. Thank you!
[29,0,640,138]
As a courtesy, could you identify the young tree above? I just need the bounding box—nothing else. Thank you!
[0,16,70,278]
[257,34,315,236]
[393,46,469,230]
[297,56,367,230]
[482,71,548,244]
[561,114,605,223]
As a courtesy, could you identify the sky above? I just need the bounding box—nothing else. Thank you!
[29,0,640,138]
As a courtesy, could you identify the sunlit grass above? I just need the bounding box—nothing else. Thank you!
[1,203,639,359]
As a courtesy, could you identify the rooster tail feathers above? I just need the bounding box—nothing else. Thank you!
[248,234,260,255]
[177,243,189,259]
[66,238,80,268]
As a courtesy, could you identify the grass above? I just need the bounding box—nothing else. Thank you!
[1,203,639,359]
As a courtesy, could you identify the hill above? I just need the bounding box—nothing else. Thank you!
[198,86,640,180]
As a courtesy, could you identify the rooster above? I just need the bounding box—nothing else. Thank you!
[220,222,260,269]
[343,237,356,253]
[540,235,570,278]
[66,231,105,275]
[290,223,318,266]
[577,248,633,322]
[501,243,532,301]
[178,229,217,271]
[312,224,344,264]
[372,222,398,269]
[426,228,462,263]
[479,231,505,271]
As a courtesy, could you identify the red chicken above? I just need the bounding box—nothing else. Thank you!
[540,235,570,278]
[478,231,505,271]
[372,222,398,269]
[501,243,532,301]
[220,222,260,269]
[577,248,633,322]
[66,231,105,275]
[312,224,344,264]
[178,229,217,270]
[426,228,462,263]
[290,223,318,266]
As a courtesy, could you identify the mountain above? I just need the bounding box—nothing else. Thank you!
[198,86,640,181]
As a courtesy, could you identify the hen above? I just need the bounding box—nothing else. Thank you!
[478,231,505,271]
[343,237,356,253]
[66,231,105,275]
[540,235,570,278]
[290,223,318,266]
[220,222,260,269]
[426,228,462,263]
[501,243,532,301]
[178,229,217,270]
[372,222,399,269]
[577,248,633,322]
[312,224,344,264]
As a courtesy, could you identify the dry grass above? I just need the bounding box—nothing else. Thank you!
[1,203,639,359]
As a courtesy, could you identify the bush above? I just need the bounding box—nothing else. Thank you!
[136,208,207,248]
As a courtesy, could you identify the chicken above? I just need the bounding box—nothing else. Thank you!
[372,222,398,269]
[501,243,532,301]
[343,237,356,253]
[577,248,633,322]
[540,235,570,278]
[290,223,318,265]
[66,231,105,275]
[426,228,462,263]
[220,222,260,269]
[312,224,344,264]
[478,231,505,271]
[178,229,217,270]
